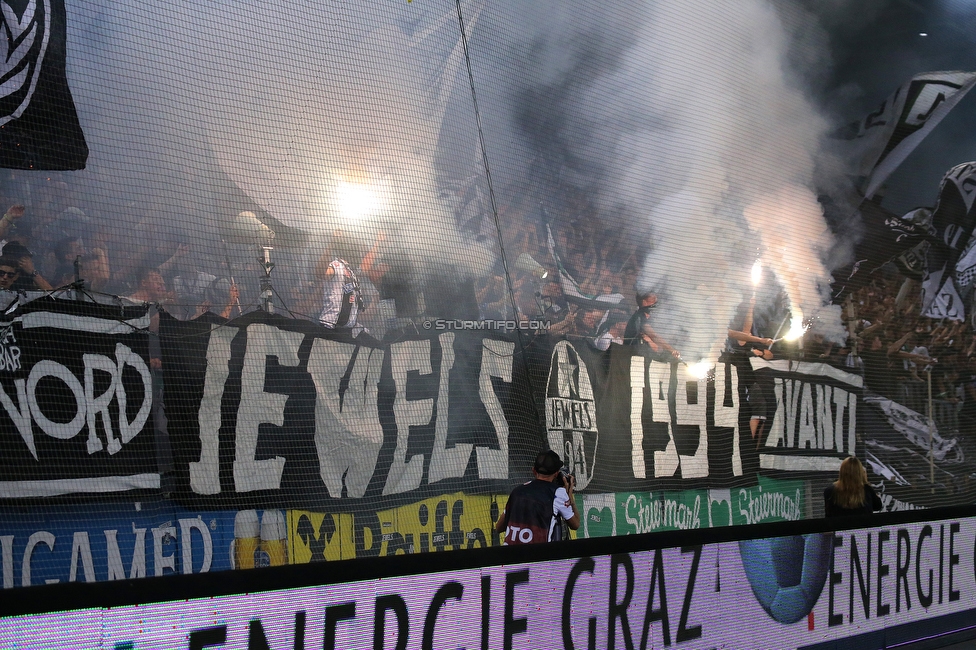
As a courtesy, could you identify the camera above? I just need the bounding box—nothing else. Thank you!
[557,468,575,490]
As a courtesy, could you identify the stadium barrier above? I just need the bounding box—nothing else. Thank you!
[1,506,974,649]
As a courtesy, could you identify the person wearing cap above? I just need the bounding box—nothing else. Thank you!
[623,291,680,359]
[494,450,580,544]
[1,242,53,291]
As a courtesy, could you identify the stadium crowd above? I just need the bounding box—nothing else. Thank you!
[0,172,973,437]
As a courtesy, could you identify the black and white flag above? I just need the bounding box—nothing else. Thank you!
[921,162,976,321]
[834,71,976,199]
[0,0,87,170]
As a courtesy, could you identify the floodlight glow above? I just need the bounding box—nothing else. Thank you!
[335,181,385,221]
[751,260,762,287]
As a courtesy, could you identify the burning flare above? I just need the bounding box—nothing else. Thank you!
[783,311,807,342]
[335,180,387,221]
[687,360,713,380]
[751,259,762,287]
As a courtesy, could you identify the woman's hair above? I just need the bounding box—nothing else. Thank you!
[833,456,868,509]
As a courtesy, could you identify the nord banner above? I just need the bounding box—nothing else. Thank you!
[0,298,157,498]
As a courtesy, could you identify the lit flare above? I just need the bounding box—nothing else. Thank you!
[687,360,712,379]
[335,181,386,221]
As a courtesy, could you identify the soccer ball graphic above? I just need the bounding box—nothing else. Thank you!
[739,533,833,624]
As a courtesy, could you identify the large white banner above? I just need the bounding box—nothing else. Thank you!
[2,514,974,649]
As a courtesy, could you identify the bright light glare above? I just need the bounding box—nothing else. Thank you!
[784,314,808,341]
[688,360,712,379]
[336,181,385,220]
[750,260,762,287]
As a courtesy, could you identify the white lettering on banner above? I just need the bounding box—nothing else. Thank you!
[767,379,854,454]
[190,324,519,497]
[675,365,707,479]
[715,363,741,476]
[105,528,147,581]
[384,340,434,495]
[114,343,152,445]
[476,338,513,479]
[1,344,152,460]
[190,326,237,494]
[178,518,213,574]
[233,324,303,492]
[83,353,120,454]
[151,525,176,577]
[0,328,21,372]
[68,532,95,583]
[3,522,208,589]
[649,360,678,478]
[429,333,469,483]
[20,531,54,587]
[624,492,702,533]
[27,360,85,441]
[0,378,33,459]
[630,355,646,479]
[309,338,384,498]
[0,535,11,589]
[735,486,803,524]
[630,358,740,480]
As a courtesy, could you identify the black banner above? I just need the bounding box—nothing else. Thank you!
[163,314,865,510]
[0,298,156,497]
[0,0,88,170]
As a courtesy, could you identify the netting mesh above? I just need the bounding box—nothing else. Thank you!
[0,0,973,586]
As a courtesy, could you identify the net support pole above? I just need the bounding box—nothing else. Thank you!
[927,368,934,492]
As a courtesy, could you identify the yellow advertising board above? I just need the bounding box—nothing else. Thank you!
[287,492,510,563]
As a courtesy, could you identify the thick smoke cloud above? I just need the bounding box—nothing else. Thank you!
[60,0,852,343]
[490,0,846,355]
[64,0,495,300]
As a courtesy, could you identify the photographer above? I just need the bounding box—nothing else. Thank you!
[494,450,580,544]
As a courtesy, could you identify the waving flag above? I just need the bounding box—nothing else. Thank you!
[545,223,624,310]
[0,0,87,169]
[834,71,976,200]
[921,162,976,321]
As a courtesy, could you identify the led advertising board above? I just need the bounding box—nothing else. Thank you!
[1,511,975,648]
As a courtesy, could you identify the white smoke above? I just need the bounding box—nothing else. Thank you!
[65,0,493,290]
[60,0,847,335]
[538,0,846,355]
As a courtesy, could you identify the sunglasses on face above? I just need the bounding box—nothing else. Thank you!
[0,270,19,278]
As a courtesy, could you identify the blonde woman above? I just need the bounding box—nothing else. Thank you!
[824,457,882,517]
